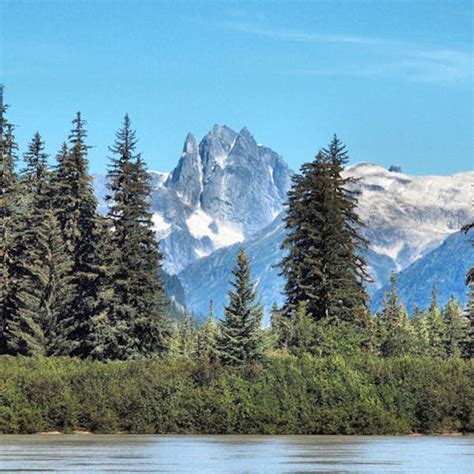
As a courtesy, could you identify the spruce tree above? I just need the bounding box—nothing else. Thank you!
[50,113,104,357]
[0,91,44,355]
[196,301,219,361]
[427,289,447,359]
[442,296,468,359]
[21,132,49,195]
[106,115,170,358]
[280,136,369,326]
[175,312,197,359]
[287,301,317,357]
[0,88,18,348]
[378,274,416,357]
[77,216,119,360]
[217,248,264,366]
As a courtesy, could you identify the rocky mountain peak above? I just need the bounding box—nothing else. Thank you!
[182,132,198,155]
[145,125,293,273]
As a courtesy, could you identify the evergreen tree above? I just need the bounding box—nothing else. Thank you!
[21,132,49,195]
[51,113,104,357]
[378,273,416,357]
[462,223,473,359]
[217,249,264,366]
[175,312,197,359]
[196,301,219,361]
[106,115,170,358]
[412,307,430,356]
[426,289,447,359]
[0,90,44,355]
[442,296,468,359]
[269,303,291,352]
[280,136,369,326]
[3,130,77,356]
[0,87,18,349]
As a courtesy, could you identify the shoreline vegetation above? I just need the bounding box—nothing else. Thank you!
[0,356,472,436]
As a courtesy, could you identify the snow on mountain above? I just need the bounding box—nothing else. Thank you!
[346,163,473,269]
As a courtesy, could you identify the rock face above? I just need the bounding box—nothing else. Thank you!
[149,125,292,273]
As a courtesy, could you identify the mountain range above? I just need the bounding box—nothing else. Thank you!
[93,125,473,321]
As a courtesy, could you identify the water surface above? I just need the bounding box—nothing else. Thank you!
[0,434,472,473]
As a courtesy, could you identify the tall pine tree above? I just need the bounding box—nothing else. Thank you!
[50,113,104,357]
[106,115,170,359]
[280,136,369,326]
[0,88,44,355]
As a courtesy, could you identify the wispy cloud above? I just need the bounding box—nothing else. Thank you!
[220,20,402,47]
[219,21,472,84]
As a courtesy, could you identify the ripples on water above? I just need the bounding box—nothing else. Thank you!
[0,434,472,473]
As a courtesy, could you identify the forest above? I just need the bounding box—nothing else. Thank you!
[1,87,472,434]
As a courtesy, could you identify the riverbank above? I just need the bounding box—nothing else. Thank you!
[0,355,472,435]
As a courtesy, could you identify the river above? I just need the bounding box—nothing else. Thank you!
[0,434,472,473]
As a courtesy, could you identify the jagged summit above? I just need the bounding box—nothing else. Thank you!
[147,125,292,273]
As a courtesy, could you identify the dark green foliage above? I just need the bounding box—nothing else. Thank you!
[281,136,369,327]
[1,93,172,360]
[217,249,264,366]
[0,355,471,435]
[50,113,104,357]
[0,90,21,351]
[3,133,76,356]
[21,132,49,195]
[105,115,170,359]
[0,110,46,354]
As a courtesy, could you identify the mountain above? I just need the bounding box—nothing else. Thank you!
[93,126,473,320]
[148,125,292,273]
[372,228,473,313]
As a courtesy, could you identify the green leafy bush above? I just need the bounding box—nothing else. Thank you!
[0,355,471,435]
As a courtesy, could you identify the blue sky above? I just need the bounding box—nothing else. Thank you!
[1,0,472,175]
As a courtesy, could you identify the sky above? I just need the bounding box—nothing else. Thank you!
[0,0,472,175]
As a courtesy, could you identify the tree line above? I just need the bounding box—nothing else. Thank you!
[1,86,472,364]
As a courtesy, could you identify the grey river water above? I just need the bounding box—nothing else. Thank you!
[0,434,472,473]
